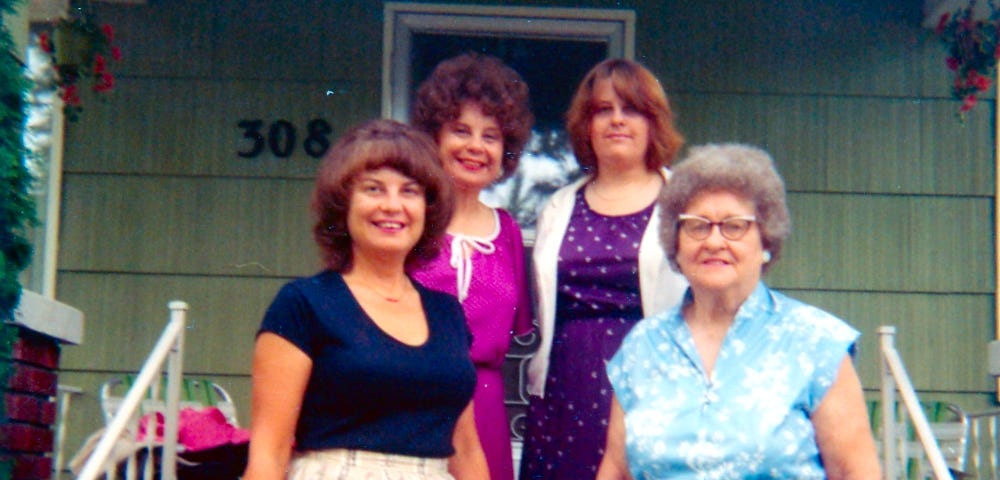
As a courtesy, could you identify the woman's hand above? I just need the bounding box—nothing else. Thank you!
[596,395,633,480]
[448,401,489,479]
[242,333,312,480]
[813,356,882,480]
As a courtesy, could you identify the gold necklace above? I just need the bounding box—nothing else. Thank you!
[355,279,411,303]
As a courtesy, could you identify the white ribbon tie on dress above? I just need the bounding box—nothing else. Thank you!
[449,234,496,303]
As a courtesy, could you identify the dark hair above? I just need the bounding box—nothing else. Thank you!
[565,58,684,172]
[411,52,534,181]
[311,119,454,271]
[658,143,791,273]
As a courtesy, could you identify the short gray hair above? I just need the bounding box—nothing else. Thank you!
[659,143,790,273]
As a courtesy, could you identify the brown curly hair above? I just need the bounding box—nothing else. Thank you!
[311,119,454,271]
[566,58,684,172]
[411,52,534,181]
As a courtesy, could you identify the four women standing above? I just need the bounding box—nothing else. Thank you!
[247,56,878,480]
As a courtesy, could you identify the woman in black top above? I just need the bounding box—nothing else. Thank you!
[243,119,488,480]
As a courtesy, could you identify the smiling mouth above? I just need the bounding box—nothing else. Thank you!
[457,158,487,170]
[702,258,730,266]
[375,221,404,230]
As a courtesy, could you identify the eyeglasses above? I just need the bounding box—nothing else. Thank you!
[677,214,757,240]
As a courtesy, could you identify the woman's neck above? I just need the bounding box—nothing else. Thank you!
[593,164,658,187]
[449,190,495,237]
[585,167,662,216]
[685,284,755,325]
[346,252,407,284]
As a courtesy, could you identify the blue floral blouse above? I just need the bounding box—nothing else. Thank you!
[607,282,860,479]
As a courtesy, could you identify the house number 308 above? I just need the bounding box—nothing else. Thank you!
[237,119,333,159]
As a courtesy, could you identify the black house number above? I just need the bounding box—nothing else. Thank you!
[237,118,332,159]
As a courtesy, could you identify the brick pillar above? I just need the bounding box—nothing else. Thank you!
[0,324,60,480]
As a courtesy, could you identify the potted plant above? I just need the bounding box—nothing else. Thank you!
[936,0,1000,116]
[37,4,122,120]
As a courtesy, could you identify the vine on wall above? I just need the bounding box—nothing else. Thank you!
[0,0,34,320]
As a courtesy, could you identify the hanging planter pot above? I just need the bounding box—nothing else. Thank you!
[52,23,95,82]
[38,10,123,121]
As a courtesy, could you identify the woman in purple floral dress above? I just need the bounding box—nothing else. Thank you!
[409,52,535,480]
[520,59,688,479]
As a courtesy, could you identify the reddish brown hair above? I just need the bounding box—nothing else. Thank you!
[311,119,454,271]
[565,58,684,172]
[411,52,534,181]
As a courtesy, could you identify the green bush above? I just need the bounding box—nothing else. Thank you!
[0,0,34,320]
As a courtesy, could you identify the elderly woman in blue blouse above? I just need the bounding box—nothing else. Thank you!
[596,143,881,479]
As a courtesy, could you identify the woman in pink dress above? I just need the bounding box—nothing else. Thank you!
[409,52,535,480]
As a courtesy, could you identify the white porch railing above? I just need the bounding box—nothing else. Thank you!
[964,408,1000,478]
[75,301,188,480]
[878,325,953,480]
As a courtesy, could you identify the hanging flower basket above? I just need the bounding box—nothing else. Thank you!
[38,11,122,121]
[936,0,1000,117]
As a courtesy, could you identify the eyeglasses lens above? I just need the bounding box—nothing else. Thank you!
[680,218,753,240]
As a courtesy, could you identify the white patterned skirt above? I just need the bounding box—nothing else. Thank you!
[287,449,453,480]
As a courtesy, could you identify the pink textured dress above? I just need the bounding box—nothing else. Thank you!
[409,208,534,480]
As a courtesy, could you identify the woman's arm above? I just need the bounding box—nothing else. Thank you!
[242,332,312,480]
[596,395,633,480]
[447,401,489,479]
[812,356,882,480]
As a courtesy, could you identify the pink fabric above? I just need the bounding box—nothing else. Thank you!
[409,208,533,480]
[136,407,249,452]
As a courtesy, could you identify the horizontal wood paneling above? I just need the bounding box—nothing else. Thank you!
[59,174,319,277]
[92,0,384,82]
[56,272,285,374]
[770,193,994,293]
[64,78,377,177]
[673,94,995,196]
[46,0,1000,460]
[637,1,947,98]
[785,289,994,392]
[59,175,995,293]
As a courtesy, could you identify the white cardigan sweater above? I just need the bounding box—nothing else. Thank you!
[526,169,688,397]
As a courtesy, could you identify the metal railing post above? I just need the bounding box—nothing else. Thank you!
[879,325,952,480]
[160,300,187,480]
[76,301,188,480]
[879,326,899,479]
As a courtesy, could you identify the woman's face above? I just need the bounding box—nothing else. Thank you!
[347,167,426,260]
[588,78,650,168]
[675,190,765,299]
[436,101,504,193]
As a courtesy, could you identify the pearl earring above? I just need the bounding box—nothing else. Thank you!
[762,251,772,263]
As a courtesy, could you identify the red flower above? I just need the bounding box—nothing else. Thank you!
[93,54,107,74]
[60,84,82,106]
[946,56,960,71]
[960,94,978,112]
[969,70,992,91]
[38,33,51,53]
[937,13,951,35]
[44,18,123,120]
[92,72,115,92]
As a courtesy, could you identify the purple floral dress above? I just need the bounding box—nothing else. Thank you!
[519,191,653,479]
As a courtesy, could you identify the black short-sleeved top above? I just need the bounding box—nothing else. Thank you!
[258,270,477,457]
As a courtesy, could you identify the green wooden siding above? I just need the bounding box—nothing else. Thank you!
[48,0,998,454]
